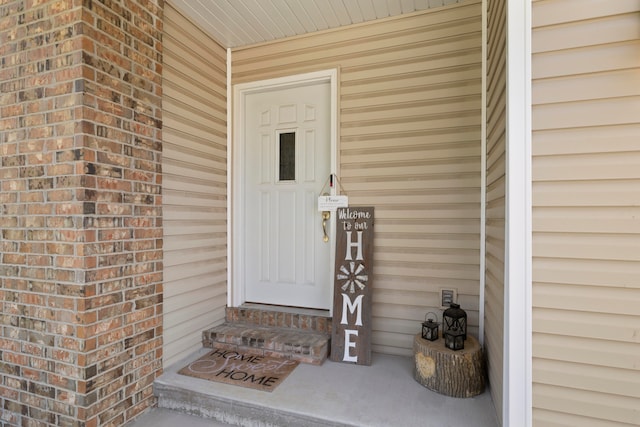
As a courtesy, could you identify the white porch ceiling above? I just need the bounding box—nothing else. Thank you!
[169,0,464,49]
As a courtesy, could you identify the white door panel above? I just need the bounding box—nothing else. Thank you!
[243,81,331,309]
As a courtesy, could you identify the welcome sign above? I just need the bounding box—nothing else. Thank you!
[330,207,374,365]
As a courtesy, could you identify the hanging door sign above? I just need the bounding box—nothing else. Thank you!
[317,195,349,212]
[318,174,348,212]
[330,207,374,365]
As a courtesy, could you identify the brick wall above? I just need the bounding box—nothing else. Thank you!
[0,1,163,425]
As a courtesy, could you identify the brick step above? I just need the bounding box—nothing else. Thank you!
[225,305,332,334]
[202,322,330,365]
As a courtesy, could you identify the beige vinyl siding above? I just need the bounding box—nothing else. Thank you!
[532,1,640,425]
[162,4,227,368]
[233,0,482,355]
[484,0,506,423]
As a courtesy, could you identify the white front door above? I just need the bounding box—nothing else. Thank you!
[242,79,332,309]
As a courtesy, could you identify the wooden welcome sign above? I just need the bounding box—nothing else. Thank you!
[331,207,374,365]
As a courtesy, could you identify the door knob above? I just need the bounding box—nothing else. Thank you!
[322,211,330,242]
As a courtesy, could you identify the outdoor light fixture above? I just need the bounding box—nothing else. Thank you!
[443,303,467,340]
[444,328,465,351]
[421,312,439,341]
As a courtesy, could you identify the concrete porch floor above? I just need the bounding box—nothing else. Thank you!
[127,348,499,427]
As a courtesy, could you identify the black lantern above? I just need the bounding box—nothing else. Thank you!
[421,312,439,341]
[443,303,467,340]
[444,328,465,351]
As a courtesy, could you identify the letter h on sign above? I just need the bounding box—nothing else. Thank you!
[344,231,364,261]
[331,207,374,365]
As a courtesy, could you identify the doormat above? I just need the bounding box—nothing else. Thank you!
[178,348,299,392]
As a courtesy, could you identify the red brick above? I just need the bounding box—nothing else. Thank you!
[1,0,164,423]
[3,253,26,264]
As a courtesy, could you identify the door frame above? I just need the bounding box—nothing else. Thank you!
[229,69,339,309]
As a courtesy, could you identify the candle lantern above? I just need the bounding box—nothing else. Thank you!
[421,312,439,341]
[444,328,465,351]
[443,303,467,340]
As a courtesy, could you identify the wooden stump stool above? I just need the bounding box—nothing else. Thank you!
[413,334,485,398]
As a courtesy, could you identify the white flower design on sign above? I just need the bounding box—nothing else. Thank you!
[336,261,368,294]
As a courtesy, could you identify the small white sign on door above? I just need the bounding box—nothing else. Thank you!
[318,195,348,212]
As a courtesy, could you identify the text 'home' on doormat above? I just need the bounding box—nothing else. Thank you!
[178,348,299,392]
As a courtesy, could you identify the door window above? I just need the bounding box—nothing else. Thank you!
[278,131,296,182]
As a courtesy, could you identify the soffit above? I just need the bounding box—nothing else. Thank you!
[168,0,464,49]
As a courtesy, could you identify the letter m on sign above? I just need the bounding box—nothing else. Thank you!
[331,207,374,365]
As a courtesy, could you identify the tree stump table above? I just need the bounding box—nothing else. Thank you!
[413,334,485,398]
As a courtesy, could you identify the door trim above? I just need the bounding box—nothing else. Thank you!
[230,69,339,309]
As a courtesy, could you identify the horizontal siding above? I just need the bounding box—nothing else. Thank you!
[162,4,227,368]
[233,0,483,356]
[534,383,640,427]
[483,0,506,422]
[534,358,640,399]
[532,40,640,81]
[533,409,639,427]
[532,1,640,426]
[233,4,483,79]
[532,0,640,27]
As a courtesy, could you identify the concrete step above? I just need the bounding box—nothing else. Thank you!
[152,350,500,427]
[154,349,344,427]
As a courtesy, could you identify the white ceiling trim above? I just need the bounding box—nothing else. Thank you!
[168,0,464,49]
